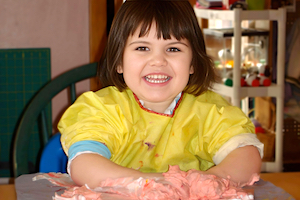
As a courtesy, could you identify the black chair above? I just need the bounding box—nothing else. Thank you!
[12,62,98,177]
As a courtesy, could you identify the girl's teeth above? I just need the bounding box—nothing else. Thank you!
[145,75,170,83]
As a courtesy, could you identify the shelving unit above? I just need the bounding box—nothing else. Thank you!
[194,7,286,172]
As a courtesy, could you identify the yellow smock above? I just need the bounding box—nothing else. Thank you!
[58,86,255,173]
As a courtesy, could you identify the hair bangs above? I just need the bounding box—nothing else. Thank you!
[125,1,190,41]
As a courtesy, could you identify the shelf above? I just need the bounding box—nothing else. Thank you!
[194,7,285,21]
[195,7,287,172]
[212,83,284,99]
[203,28,269,37]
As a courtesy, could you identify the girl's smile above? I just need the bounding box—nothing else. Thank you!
[118,22,194,113]
[144,74,171,85]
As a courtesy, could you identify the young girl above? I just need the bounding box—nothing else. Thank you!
[58,0,263,188]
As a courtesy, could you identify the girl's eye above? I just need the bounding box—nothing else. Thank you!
[136,47,149,51]
[167,47,180,52]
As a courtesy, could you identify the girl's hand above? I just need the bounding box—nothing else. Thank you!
[70,153,164,188]
[205,145,261,185]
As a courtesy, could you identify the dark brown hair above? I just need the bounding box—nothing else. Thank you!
[98,0,218,96]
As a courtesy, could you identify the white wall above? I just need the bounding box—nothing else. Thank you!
[0,0,90,132]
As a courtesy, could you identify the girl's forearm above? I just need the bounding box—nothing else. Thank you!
[206,145,262,184]
[69,146,260,188]
[70,153,162,188]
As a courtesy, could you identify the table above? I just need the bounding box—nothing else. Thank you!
[0,172,299,200]
[0,184,16,200]
[260,172,300,199]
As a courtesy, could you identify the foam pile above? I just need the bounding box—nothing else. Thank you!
[33,165,259,200]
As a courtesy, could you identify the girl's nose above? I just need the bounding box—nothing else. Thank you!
[149,53,167,67]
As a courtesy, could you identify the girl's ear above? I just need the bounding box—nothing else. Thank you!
[117,65,123,73]
[189,65,194,74]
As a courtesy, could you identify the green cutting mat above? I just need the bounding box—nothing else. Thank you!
[0,48,51,177]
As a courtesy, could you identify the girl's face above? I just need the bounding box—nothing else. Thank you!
[118,23,194,113]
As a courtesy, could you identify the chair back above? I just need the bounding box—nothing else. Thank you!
[13,62,98,177]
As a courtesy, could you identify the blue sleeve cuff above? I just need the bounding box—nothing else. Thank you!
[68,140,111,160]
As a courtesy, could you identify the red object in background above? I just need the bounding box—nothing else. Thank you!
[260,77,272,86]
[258,74,272,86]
[245,74,260,87]
[222,0,240,9]
[252,79,260,87]
[255,126,266,134]
[241,78,247,86]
